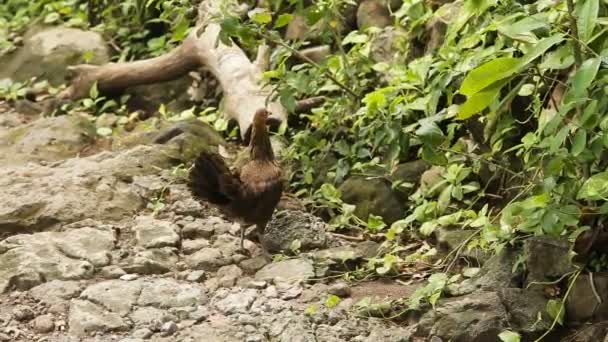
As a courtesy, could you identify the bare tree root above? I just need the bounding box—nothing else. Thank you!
[60,0,287,141]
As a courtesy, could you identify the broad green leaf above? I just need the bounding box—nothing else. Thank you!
[458,79,506,119]
[459,57,519,96]
[367,215,386,232]
[577,0,599,43]
[540,45,575,70]
[250,11,272,24]
[516,34,565,68]
[498,330,521,342]
[577,171,608,200]
[497,13,549,43]
[571,129,587,156]
[546,299,565,325]
[565,57,601,103]
[274,14,293,28]
[342,31,368,45]
[416,121,445,146]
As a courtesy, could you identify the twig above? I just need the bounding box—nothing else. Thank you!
[534,268,582,342]
[259,32,359,98]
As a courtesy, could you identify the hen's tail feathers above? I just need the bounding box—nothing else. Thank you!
[189,151,241,205]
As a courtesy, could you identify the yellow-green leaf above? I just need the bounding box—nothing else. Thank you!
[457,79,506,119]
[459,57,519,96]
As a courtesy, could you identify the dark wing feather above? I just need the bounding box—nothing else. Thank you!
[189,151,242,206]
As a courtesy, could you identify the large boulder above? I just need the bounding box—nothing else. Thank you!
[0,26,110,85]
[0,114,96,165]
[0,225,115,292]
[0,145,188,232]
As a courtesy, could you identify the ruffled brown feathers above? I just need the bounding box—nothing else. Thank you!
[188,109,283,235]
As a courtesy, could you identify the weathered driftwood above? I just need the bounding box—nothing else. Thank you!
[60,0,287,140]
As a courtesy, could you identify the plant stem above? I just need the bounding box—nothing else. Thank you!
[566,0,583,67]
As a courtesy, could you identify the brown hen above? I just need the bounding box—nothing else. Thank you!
[189,108,283,254]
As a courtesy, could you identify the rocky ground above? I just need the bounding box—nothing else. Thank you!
[0,102,421,342]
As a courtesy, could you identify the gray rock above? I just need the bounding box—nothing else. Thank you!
[32,314,54,333]
[0,26,110,85]
[181,220,215,239]
[68,299,129,336]
[217,265,243,288]
[498,288,550,334]
[215,289,258,315]
[255,258,314,282]
[567,273,608,323]
[186,270,207,283]
[132,328,153,339]
[30,280,82,305]
[130,306,167,326]
[263,210,328,253]
[121,274,140,281]
[328,282,351,297]
[133,216,180,249]
[0,114,96,165]
[12,305,34,321]
[124,247,178,275]
[0,145,177,232]
[369,27,408,65]
[100,266,127,279]
[416,291,508,342]
[188,306,209,322]
[161,321,178,336]
[138,278,207,308]
[182,239,210,255]
[80,280,143,316]
[312,241,380,262]
[0,227,115,292]
[339,176,404,225]
[524,236,574,286]
[239,256,269,274]
[185,247,231,271]
[356,0,394,29]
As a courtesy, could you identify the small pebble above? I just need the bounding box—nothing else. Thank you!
[161,321,177,336]
[32,314,54,333]
[132,328,153,339]
[186,270,206,283]
[328,282,351,297]
[12,305,35,322]
[120,274,139,281]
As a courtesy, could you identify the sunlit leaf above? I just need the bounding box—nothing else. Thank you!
[498,330,521,342]
[577,0,599,43]
[459,57,519,96]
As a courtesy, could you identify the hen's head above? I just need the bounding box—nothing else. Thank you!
[253,108,270,128]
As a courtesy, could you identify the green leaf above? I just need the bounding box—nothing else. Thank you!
[577,171,608,200]
[342,31,368,45]
[458,79,506,119]
[565,58,601,103]
[546,299,565,325]
[416,121,445,146]
[367,215,386,232]
[571,129,587,156]
[250,11,272,25]
[89,82,99,99]
[498,330,521,342]
[274,14,293,28]
[325,295,341,308]
[459,57,519,96]
[516,34,564,68]
[577,0,599,43]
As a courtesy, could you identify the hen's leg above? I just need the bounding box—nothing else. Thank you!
[256,223,272,261]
